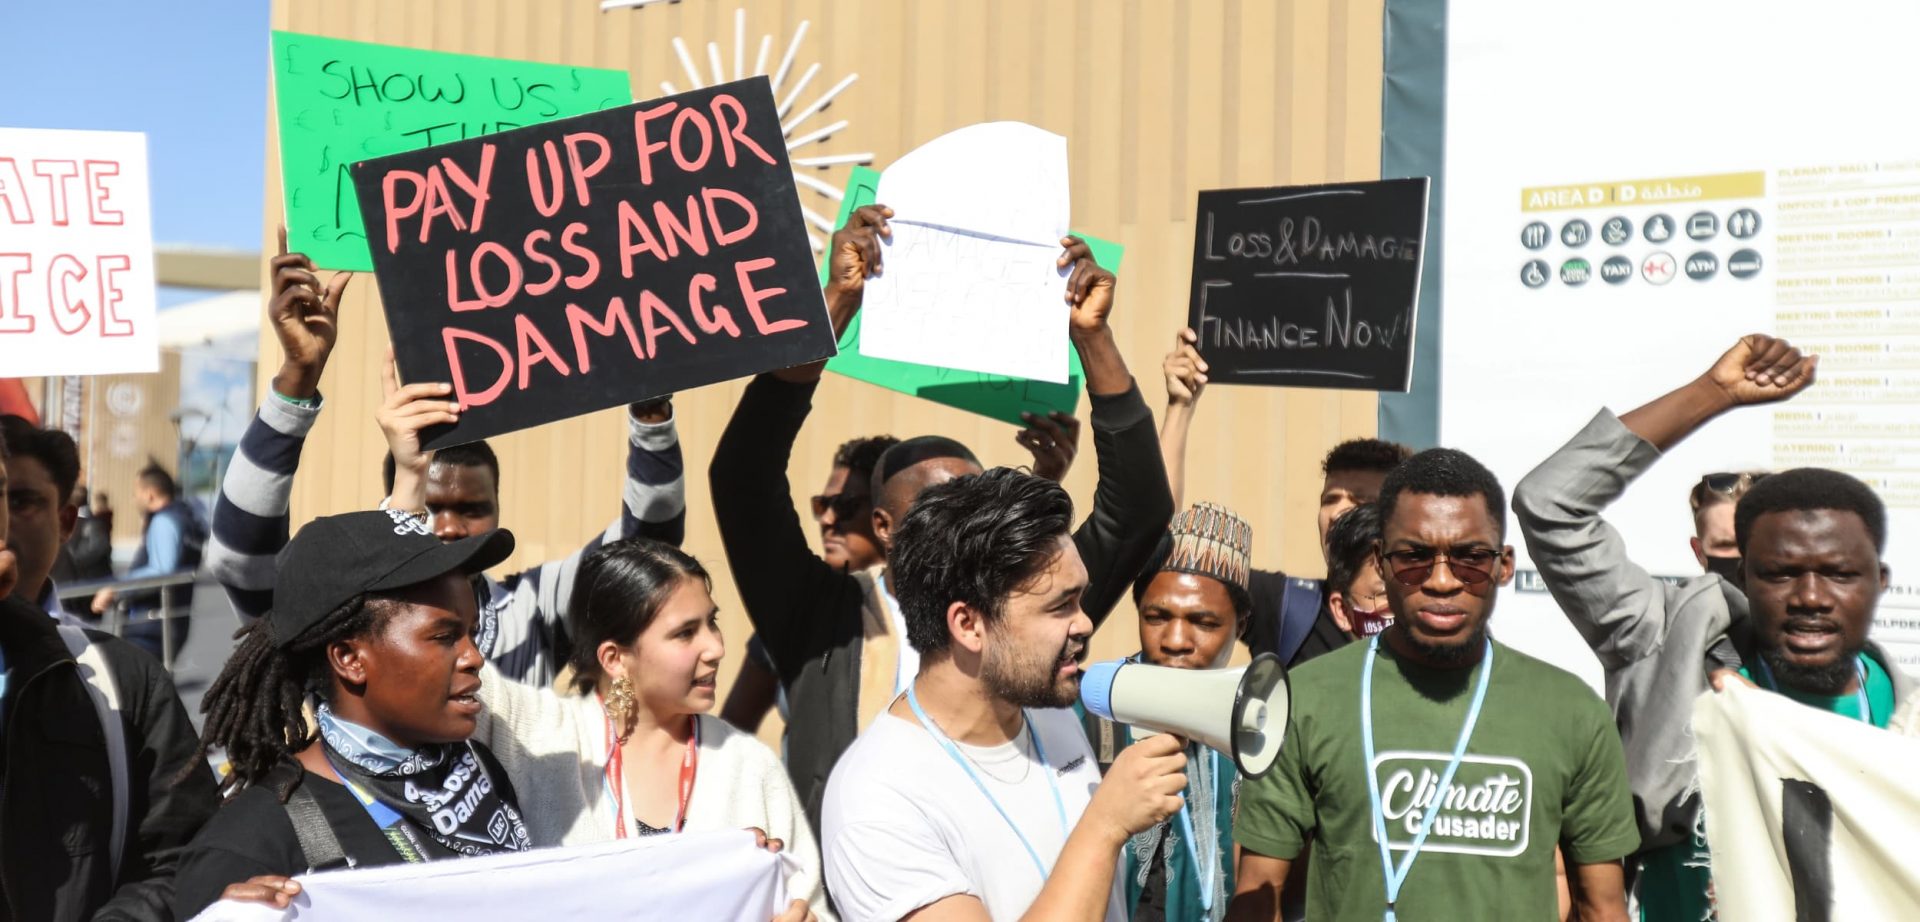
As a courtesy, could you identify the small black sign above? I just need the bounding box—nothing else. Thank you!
[1186,178,1428,392]
[352,77,834,449]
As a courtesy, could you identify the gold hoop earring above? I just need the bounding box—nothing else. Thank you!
[604,675,637,741]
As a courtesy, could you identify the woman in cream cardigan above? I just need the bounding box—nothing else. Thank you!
[470,539,830,922]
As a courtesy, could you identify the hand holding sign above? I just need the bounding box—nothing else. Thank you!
[1163,328,1210,409]
[377,346,458,513]
[785,203,890,385]
[824,204,893,322]
[269,226,353,400]
[1061,235,1116,340]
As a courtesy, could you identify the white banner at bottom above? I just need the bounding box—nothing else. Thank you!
[189,829,791,921]
[1695,683,1920,921]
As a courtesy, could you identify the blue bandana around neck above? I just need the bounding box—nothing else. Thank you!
[312,703,533,859]
[316,703,425,773]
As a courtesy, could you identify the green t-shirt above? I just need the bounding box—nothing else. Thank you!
[1637,651,1896,922]
[1236,638,1641,922]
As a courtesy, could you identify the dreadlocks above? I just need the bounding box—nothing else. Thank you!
[191,593,394,798]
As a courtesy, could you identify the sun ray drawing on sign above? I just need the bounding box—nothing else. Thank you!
[603,4,873,253]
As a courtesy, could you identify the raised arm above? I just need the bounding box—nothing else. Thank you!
[709,206,892,671]
[1618,334,1815,450]
[1059,237,1176,624]
[621,397,686,546]
[1158,327,1209,509]
[205,230,350,622]
[1511,335,1816,668]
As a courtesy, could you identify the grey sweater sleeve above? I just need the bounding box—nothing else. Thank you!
[1511,408,1689,672]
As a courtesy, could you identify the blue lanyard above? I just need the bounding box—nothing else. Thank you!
[320,750,428,864]
[1174,743,1221,914]
[1361,634,1494,922]
[1754,655,1872,723]
[906,685,1068,879]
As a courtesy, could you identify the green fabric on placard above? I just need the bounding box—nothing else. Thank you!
[1236,639,1641,922]
[271,31,631,271]
[819,166,1122,426]
[1637,651,1895,922]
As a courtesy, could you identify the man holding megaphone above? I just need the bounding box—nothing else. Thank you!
[1077,502,1262,922]
[1227,449,1641,922]
[820,468,1188,922]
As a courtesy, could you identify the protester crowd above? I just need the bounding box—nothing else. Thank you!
[3,198,1915,922]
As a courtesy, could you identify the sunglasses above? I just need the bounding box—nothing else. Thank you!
[1690,471,1770,511]
[1377,545,1502,587]
[809,492,870,521]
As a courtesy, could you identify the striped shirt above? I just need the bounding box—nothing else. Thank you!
[207,395,686,685]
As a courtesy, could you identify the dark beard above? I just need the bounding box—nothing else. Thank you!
[1759,646,1857,695]
[1400,621,1489,666]
[983,637,1081,709]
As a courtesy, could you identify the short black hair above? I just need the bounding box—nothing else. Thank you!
[1377,448,1507,540]
[0,415,81,500]
[890,467,1074,657]
[1322,438,1414,477]
[1735,468,1887,555]
[138,460,178,499]
[564,538,713,693]
[1324,502,1383,595]
[834,435,900,483]
[382,439,500,494]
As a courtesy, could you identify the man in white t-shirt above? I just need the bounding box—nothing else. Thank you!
[823,468,1189,922]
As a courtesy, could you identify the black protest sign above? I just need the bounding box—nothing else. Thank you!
[1186,178,1428,392]
[351,76,834,449]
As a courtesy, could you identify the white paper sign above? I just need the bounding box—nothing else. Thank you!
[861,122,1073,383]
[188,830,792,922]
[0,127,158,376]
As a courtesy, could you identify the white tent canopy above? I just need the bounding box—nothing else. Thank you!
[155,289,261,350]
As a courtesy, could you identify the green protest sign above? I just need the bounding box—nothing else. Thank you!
[822,167,1123,426]
[271,31,631,271]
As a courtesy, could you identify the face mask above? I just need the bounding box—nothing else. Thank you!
[1704,555,1742,584]
[1348,607,1394,638]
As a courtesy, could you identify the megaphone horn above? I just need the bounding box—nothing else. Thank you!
[1079,653,1290,779]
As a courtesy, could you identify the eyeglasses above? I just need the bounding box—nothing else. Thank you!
[1690,471,1770,511]
[1377,545,1502,587]
[809,492,869,521]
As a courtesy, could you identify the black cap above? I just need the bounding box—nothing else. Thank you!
[269,510,514,649]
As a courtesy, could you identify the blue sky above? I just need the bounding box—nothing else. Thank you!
[0,0,267,255]
[2,0,268,447]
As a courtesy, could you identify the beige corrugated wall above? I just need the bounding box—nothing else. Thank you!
[261,0,1385,741]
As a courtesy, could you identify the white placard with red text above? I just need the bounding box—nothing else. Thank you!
[0,127,158,376]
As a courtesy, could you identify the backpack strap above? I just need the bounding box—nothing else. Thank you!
[1275,578,1325,664]
[58,625,129,882]
[283,783,352,872]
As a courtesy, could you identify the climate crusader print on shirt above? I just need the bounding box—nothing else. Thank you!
[1235,639,1640,922]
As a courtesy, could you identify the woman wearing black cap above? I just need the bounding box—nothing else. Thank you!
[170,510,533,918]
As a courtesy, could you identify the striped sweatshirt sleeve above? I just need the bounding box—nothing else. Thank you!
[206,397,320,623]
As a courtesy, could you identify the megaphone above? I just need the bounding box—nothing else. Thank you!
[1079,652,1289,779]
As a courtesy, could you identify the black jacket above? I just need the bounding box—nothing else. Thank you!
[710,374,1174,830]
[0,597,220,922]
